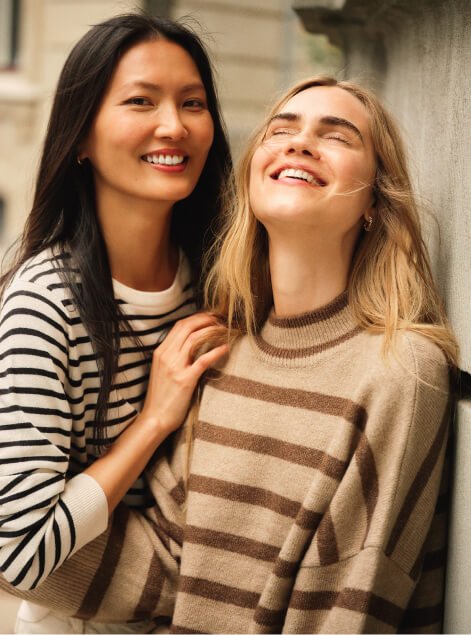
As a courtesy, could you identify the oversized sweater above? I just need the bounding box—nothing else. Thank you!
[0,247,194,591]
[0,293,450,633]
[165,292,451,633]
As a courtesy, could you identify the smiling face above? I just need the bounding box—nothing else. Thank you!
[81,38,214,216]
[249,86,376,243]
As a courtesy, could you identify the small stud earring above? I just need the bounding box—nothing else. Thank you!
[363,216,373,232]
[77,157,83,165]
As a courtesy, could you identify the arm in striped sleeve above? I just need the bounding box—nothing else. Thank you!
[0,501,181,622]
[0,281,108,590]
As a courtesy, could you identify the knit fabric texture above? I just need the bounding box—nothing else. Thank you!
[0,292,450,633]
[167,292,450,633]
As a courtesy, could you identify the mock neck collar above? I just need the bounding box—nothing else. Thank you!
[254,291,362,367]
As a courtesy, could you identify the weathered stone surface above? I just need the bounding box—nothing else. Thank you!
[295,0,471,375]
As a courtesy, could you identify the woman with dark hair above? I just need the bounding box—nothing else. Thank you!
[0,11,230,633]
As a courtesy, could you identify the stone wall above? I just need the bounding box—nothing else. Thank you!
[294,1,471,631]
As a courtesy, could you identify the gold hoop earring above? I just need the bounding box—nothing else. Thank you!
[363,216,373,232]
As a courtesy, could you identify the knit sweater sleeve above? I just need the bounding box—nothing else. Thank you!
[0,280,108,590]
[272,334,451,634]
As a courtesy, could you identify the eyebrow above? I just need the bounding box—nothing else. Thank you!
[123,80,206,93]
[268,112,364,143]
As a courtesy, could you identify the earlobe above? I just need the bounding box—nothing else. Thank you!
[363,214,374,232]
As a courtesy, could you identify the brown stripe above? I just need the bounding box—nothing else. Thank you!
[386,403,450,559]
[185,525,279,562]
[296,507,323,530]
[170,478,186,506]
[317,509,339,565]
[355,433,379,541]
[253,605,289,630]
[133,551,166,620]
[77,505,129,619]
[210,374,367,431]
[179,575,260,609]
[288,588,403,628]
[401,602,443,628]
[269,292,349,327]
[198,421,345,479]
[273,557,298,578]
[256,326,362,359]
[190,474,301,518]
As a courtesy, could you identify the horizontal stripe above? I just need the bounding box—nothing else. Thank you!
[210,373,367,430]
[255,325,362,359]
[290,588,403,628]
[179,575,260,609]
[190,474,301,518]
[198,420,345,479]
[185,525,279,562]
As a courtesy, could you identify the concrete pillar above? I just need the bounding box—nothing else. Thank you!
[294,0,471,631]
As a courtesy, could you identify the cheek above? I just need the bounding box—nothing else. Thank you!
[192,116,215,154]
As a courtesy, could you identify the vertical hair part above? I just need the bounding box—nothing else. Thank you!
[1,12,232,443]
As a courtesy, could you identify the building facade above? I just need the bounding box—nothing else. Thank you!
[0,0,340,255]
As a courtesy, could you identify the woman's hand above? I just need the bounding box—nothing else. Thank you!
[140,312,229,435]
[86,312,228,515]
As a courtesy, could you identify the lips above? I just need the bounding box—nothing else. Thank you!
[270,165,327,186]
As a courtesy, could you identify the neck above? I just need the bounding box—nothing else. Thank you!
[268,229,355,316]
[97,191,178,292]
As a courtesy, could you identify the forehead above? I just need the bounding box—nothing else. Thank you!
[110,39,203,87]
[278,86,371,134]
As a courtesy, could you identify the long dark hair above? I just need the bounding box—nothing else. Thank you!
[0,12,232,442]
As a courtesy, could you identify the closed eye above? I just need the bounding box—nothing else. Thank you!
[324,134,350,144]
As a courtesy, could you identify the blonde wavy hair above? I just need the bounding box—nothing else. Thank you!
[204,76,458,367]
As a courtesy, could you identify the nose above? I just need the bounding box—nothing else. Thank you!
[286,134,320,159]
[154,103,188,140]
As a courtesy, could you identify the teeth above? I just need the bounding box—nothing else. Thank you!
[145,154,185,165]
[278,168,317,184]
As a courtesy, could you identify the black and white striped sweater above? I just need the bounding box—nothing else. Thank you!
[0,248,195,590]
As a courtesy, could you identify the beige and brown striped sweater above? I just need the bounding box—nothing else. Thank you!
[0,293,451,633]
[164,292,451,633]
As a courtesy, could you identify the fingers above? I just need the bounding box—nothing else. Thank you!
[157,312,220,354]
[180,324,227,361]
[190,343,229,379]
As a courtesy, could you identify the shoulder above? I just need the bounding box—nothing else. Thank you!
[390,329,449,393]
[2,248,78,315]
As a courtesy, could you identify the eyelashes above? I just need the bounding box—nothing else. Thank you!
[264,128,351,145]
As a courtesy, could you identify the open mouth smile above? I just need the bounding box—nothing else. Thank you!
[141,152,188,167]
[271,167,327,186]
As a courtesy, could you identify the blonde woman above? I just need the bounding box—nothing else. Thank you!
[149,76,457,633]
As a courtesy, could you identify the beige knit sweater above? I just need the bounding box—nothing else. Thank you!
[0,294,451,633]
[167,292,451,633]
